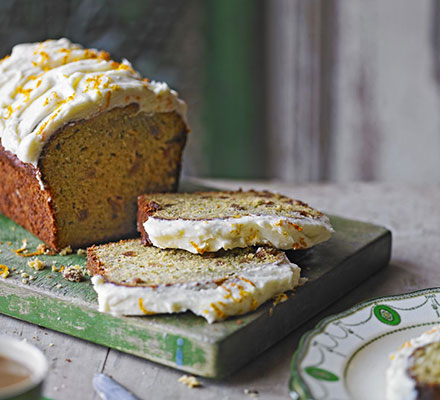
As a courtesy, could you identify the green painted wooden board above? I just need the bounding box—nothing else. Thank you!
[0,207,391,378]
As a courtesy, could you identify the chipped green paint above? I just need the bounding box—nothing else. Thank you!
[0,211,392,378]
[162,334,206,366]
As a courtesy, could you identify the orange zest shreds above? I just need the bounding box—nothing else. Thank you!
[13,245,46,258]
[138,298,155,315]
[240,277,256,287]
[117,63,135,73]
[98,50,111,61]
[287,221,303,231]
[400,341,413,350]
[43,91,59,106]
[190,241,205,254]
[210,303,226,319]
[11,239,28,254]
[250,299,259,311]
[299,237,307,248]
[0,54,10,63]
[0,265,9,278]
[221,285,232,299]
[4,105,14,119]
[17,87,33,102]
[39,51,50,63]
[272,293,288,307]
[143,78,150,83]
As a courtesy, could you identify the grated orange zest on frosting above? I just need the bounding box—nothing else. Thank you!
[0,38,186,165]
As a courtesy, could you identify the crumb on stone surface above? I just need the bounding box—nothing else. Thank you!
[272,293,288,307]
[244,388,259,397]
[56,284,62,289]
[62,265,84,282]
[76,248,86,256]
[22,279,28,284]
[28,258,45,270]
[178,375,202,388]
[59,246,72,256]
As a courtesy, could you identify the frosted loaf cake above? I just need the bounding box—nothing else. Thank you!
[87,239,301,323]
[137,190,334,254]
[0,38,188,250]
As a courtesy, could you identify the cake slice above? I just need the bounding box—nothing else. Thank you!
[87,239,301,323]
[387,325,440,400]
[137,190,333,254]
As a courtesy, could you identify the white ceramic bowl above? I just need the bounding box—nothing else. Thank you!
[0,336,48,400]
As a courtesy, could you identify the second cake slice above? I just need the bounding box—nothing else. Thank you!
[87,239,301,323]
[137,190,333,254]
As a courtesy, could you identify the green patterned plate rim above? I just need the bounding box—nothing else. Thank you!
[289,287,440,400]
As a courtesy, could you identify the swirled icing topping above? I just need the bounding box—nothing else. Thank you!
[0,38,187,166]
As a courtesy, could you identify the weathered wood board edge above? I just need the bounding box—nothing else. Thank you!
[0,281,216,377]
[215,227,392,377]
[0,215,392,378]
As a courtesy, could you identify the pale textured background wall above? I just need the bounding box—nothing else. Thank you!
[268,0,440,183]
[1,0,439,183]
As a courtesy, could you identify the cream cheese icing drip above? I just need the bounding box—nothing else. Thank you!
[143,214,334,254]
[0,38,187,166]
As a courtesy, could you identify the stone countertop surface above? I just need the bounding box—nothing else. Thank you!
[2,179,439,400]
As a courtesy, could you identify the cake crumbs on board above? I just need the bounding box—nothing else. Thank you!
[59,246,72,256]
[0,265,9,278]
[27,258,46,270]
[178,375,202,388]
[62,265,84,282]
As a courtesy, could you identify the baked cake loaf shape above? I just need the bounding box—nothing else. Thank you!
[137,190,334,254]
[87,239,301,323]
[387,325,440,400]
[0,38,188,250]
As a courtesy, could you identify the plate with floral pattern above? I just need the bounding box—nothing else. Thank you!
[290,287,440,400]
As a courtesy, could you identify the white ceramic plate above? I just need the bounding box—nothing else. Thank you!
[290,288,440,400]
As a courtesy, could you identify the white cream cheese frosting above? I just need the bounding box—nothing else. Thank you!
[386,325,440,400]
[0,38,186,166]
[91,259,301,324]
[143,214,333,254]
